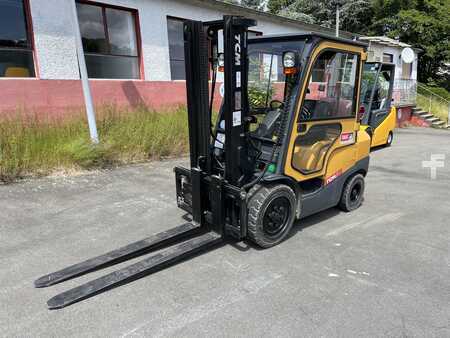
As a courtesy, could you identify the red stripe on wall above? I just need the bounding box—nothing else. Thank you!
[0,80,197,117]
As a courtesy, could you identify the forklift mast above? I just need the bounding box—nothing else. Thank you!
[184,16,256,185]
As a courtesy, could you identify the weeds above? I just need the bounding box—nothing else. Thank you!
[0,106,189,183]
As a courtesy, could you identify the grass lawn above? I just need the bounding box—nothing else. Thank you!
[0,106,189,183]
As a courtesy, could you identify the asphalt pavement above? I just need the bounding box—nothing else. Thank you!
[0,127,449,337]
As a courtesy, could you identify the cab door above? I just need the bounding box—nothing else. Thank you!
[369,64,395,146]
[284,42,366,182]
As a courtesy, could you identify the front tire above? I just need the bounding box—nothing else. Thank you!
[386,131,393,146]
[339,174,365,212]
[247,184,296,248]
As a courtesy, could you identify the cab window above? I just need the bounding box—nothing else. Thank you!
[371,70,391,110]
[300,51,358,121]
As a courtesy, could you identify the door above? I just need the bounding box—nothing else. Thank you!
[368,64,395,145]
[284,43,365,181]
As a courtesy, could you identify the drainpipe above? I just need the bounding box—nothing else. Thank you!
[69,0,99,144]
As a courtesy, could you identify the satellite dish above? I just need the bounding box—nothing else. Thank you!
[401,48,414,64]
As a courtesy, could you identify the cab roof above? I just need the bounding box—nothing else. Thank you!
[249,32,368,48]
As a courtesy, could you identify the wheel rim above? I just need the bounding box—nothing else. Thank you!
[263,197,291,237]
[388,133,392,144]
[350,182,362,203]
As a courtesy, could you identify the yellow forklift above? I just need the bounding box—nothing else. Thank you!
[36,16,372,308]
[360,62,396,147]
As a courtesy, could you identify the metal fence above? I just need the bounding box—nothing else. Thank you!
[393,79,417,106]
[417,83,450,125]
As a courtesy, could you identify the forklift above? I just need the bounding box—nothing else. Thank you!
[35,16,372,309]
[360,62,396,148]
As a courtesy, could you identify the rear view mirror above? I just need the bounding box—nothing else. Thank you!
[358,106,366,121]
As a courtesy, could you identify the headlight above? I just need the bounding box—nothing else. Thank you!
[283,52,296,68]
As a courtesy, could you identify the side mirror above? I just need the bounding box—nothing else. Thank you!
[358,106,366,121]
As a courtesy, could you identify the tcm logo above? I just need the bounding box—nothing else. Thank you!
[234,34,241,66]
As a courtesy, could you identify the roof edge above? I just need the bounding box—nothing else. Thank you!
[183,0,356,39]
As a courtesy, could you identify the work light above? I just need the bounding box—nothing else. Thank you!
[282,51,298,75]
[218,53,224,72]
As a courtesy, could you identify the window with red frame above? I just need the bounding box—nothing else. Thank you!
[76,1,140,79]
[0,0,35,77]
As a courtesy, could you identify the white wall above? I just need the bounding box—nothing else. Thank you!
[29,0,305,81]
[30,0,80,80]
[368,43,418,81]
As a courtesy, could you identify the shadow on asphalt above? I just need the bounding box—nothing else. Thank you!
[228,207,343,252]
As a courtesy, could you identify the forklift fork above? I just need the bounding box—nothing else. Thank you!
[35,16,255,309]
[45,231,222,309]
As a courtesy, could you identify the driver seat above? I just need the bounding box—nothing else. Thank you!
[293,140,333,173]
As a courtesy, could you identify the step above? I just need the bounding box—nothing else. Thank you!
[412,107,422,112]
[413,111,429,116]
[432,120,446,126]
[421,114,434,119]
[426,117,440,123]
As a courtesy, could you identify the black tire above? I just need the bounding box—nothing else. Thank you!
[386,131,393,147]
[247,184,296,248]
[339,173,365,212]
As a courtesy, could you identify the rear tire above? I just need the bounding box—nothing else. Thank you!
[339,174,365,212]
[247,184,296,248]
[386,131,393,146]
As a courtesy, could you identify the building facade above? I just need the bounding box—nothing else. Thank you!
[0,0,417,118]
[0,0,345,115]
[360,36,419,105]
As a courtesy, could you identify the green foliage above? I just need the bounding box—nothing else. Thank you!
[267,0,295,13]
[241,0,265,10]
[0,106,189,183]
[268,0,373,33]
[418,84,450,101]
[223,0,265,10]
[371,0,450,86]
[62,139,114,169]
[235,0,449,86]
[416,94,449,122]
[248,82,273,108]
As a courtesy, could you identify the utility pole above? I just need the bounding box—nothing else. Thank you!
[335,1,341,37]
[69,0,99,144]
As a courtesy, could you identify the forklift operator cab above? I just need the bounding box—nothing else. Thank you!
[360,62,396,147]
[209,31,372,247]
[245,34,371,201]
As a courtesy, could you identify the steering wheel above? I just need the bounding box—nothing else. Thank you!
[269,100,284,110]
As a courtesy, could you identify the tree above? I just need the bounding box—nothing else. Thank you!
[241,0,265,10]
[267,0,296,13]
[223,0,265,11]
[269,0,373,34]
[224,0,450,88]
[371,0,450,86]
